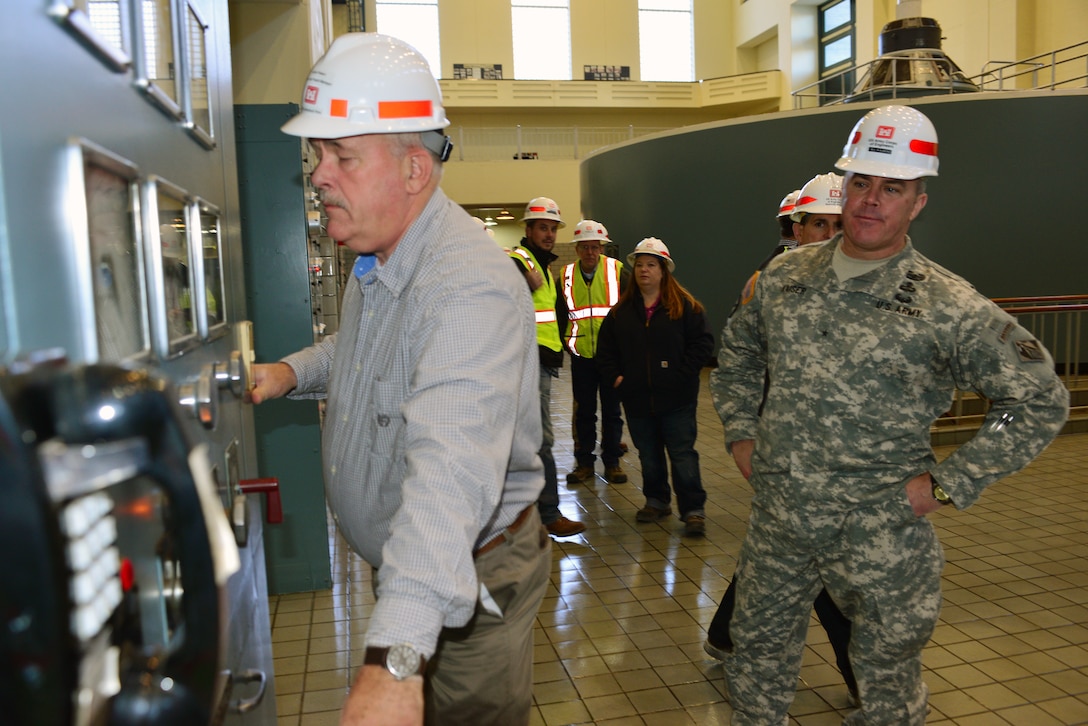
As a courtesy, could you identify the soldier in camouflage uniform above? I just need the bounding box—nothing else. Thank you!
[710,105,1069,725]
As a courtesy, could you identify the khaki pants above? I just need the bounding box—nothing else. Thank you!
[424,508,551,726]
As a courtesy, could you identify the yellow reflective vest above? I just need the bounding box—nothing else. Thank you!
[510,246,562,352]
[560,256,623,358]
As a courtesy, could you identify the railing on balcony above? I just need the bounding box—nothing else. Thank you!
[994,295,1088,390]
[976,42,1088,91]
[449,125,671,162]
[934,295,1088,443]
[793,39,1088,108]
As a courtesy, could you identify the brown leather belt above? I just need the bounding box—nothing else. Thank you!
[473,505,535,559]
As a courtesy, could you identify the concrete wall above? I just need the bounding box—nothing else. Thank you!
[580,92,1088,351]
[230,0,331,105]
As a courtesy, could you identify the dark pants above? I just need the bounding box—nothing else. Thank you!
[626,403,706,518]
[708,575,857,696]
[570,355,624,467]
[535,367,560,524]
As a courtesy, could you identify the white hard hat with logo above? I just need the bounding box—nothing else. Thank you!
[572,219,610,244]
[627,237,675,272]
[520,197,566,228]
[777,190,801,218]
[790,173,844,221]
[281,33,452,160]
[835,104,939,179]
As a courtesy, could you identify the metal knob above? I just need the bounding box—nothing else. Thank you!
[213,350,247,398]
[177,364,218,429]
[306,209,323,239]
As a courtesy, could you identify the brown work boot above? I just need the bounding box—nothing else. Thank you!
[604,465,627,484]
[565,464,595,484]
[635,505,672,523]
[684,514,706,537]
[546,516,586,537]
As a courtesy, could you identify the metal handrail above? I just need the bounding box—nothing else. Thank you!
[996,296,1087,391]
[974,41,1088,90]
[991,294,1088,305]
[792,51,972,108]
[449,124,670,162]
[937,295,1086,433]
[793,39,1088,107]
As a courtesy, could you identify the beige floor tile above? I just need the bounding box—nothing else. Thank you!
[274,370,1088,725]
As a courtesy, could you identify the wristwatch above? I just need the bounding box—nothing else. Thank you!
[364,644,427,680]
[931,475,953,506]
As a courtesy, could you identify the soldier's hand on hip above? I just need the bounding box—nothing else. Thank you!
[730,439,754,480]
[905,472,945,517]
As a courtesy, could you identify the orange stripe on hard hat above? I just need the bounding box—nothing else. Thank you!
[909,139,938,156]
[528,206,546,212]
[378,100,433,119]
[796,196,817,206]
[330,99,348,118]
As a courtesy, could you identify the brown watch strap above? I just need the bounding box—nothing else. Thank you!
[364,646,388,667]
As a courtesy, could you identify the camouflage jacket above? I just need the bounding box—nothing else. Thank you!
[711,236,1069,513]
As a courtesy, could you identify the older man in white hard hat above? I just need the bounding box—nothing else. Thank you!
[557,219,630,488]
[248,34,549,726]
[711,105,1068,724]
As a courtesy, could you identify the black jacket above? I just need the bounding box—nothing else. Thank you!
[595,295,714,419]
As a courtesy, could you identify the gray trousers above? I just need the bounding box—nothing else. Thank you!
[424,508,552,725]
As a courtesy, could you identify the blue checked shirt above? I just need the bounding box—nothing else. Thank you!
[282,189,543,657]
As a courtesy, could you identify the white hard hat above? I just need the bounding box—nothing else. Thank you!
[520,197,565,228]
[627,237,675,272]
[835,104,939,179]
[472,216,496,239]
[790,173,844,221]
[572,219,610,244]
[777,190,801,218]
[281,33,451,158]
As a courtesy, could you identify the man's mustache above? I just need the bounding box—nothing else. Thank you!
[318,191,346,209]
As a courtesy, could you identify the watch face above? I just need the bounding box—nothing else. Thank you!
[386,644,420,679]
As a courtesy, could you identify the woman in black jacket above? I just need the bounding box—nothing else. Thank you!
[596,238,715,536]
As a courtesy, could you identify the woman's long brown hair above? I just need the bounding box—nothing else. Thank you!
[618,255,704,320]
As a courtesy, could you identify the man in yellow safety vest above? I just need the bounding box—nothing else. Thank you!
[510,197,586,538]
[557,219,630,486]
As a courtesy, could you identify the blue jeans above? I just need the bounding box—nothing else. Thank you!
[535,367,560,524]
[626,403,706,518]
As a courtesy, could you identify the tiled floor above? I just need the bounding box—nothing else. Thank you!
[270,369,1088,725]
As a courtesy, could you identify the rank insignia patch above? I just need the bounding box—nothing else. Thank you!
[1015,339,1046,362]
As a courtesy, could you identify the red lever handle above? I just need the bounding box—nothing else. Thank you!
[238,478,283,524]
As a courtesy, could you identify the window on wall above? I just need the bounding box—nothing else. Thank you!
[376,0,442,79]
[639,0,694,82]
[141,0,159,78]
[86,0,124,52]
[512,0,571,80]
[818,0,855,103]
